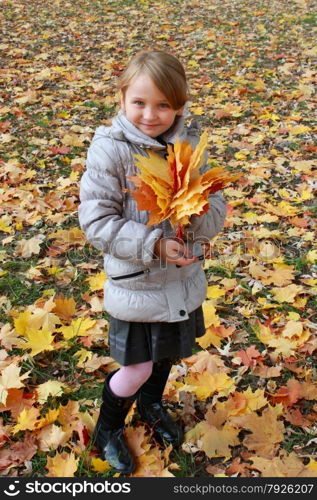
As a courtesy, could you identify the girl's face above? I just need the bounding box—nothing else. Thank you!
[121,73,184,138]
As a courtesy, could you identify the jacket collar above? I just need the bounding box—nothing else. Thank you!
[110,110,186,150]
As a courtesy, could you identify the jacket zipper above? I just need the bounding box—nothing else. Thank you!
[111,269,150,281]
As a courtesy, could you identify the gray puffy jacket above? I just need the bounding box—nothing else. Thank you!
[78,111,227,322]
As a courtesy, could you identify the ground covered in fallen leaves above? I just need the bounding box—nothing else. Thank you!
[0,0,316,478]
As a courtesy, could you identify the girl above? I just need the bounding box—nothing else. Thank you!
[78,50,227,474]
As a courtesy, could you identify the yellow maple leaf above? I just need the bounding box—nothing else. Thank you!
[215,387,268,418]
[243,386,268,412]
[248,260,268,280]
[234,151,247,161]
[271,284,304,303]
[0,216,13,233]
[62,133,85,147]
[200,423,240,458]
[46,451,79,477]
[74,348,93,364]
[220,278,237,290]
[38,424,68,451]
[251,451,317,477]
[47,267,62,275]
[268,331,310,358]
[307,458,317,472]
[207,285,225,299]
[306,249,317,263]
[0,364,30,405]
[35,408,60,430]
[79,409,96,434]
[0,324,21,351]
[282,320,303,338]
[48,227,86,247]
[252,321,274,344]
[185,351,228,375]
[86,271,107,291]
[77,354,118,373]
[287,311,300,321]
[189,106,204,115]
[12,407,41,434]
[58,400,81,433]
[36,380,67,404]
[57,111,71,119]
[202,301,220,328]
[91,458,111,472]
[185,406,239,459]
[17,327,55,356]
[58,317,96,340]
[289,125,311,135]
[184,371,235,400]
[197,326,222,348]
[15,236,43,258]
[27,298,60,331]
[277,201,299,216]
[14,300,60,335]
[293,296,307,309]
[265,267,295,286]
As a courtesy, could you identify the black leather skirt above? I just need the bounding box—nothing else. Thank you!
[108,306,205,366]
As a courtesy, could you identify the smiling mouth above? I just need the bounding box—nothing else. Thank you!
[141,123,159,127]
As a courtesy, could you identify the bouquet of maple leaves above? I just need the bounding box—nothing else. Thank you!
[127,131,241,240]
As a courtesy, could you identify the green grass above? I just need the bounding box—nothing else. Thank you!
[2,259,36,272]
[301,13,317,25]
[206,266,232,278]
[282,427,315,454]
[172,448,208,477]
[240,321,267,351]
[62,382,104,406]
[0,274,43,307]
[30,452,50,477]
[20,358,57,384]
[284,256,309,273]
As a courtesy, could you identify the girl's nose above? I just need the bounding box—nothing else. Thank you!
[143,106,157,120]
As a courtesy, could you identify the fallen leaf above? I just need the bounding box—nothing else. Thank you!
[46,451,79,477]
[232,407,285,458]
[251,451,317,477]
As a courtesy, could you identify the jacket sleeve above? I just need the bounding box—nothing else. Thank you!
[185,192,227,242]
[78,137,163,265]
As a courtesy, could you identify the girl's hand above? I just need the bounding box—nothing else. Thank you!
[154,238,198,267]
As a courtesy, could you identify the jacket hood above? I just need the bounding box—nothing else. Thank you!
[95,110,187,150]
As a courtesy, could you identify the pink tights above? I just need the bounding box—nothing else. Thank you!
[109,360,153,397]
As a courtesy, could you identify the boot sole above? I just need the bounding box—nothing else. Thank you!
[153,428,184,448]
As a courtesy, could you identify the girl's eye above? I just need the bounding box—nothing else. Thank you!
[159,103,169,108]
[135,101,144,106]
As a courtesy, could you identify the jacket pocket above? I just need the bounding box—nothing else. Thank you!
[110,268,150,281]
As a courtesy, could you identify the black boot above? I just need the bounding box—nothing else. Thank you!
[137,359,184,447]
[94,371,136,474]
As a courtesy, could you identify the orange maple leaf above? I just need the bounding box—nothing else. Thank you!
[232,407,285,458]
[236,345,262,367]
[128,131,241,238]
[53,294,76,322]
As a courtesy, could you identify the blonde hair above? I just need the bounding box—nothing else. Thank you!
[118,50,188,110]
